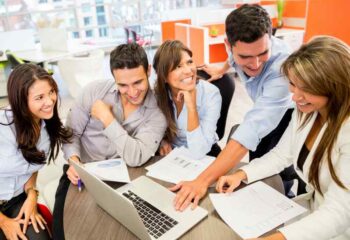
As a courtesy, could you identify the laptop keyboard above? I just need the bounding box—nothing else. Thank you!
[122,190,178,239]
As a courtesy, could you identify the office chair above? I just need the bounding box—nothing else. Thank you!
[128,29,153,51]
[5,50,24,68]
[58,49,104,98]
[206,73,235,156]
[124,27,132,43]
[5,50,53,75]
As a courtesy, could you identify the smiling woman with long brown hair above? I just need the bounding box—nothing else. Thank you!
[217,36,350,240]
[0,64,71,240]
[153,40,222,159]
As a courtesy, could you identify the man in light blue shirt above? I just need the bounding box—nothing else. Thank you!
[171,4,295,211]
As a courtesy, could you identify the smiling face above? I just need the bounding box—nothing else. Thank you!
[231,34,271,77]
[113,65,149,106]
[166,51,197,93]
[288,74,329,118]
[27,79,57,123]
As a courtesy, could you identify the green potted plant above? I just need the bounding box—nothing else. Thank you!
[209,25,219,37]
[277,0,285,28]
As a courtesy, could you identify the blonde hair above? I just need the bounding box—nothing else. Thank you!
[281,36,350,194]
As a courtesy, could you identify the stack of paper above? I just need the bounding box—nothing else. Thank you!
[209,181,307,239]
[146,147,215,184]
[84,158,131,183]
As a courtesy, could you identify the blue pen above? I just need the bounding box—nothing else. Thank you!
[78,179,82,192]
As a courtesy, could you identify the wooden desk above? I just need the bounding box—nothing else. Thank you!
[63,158,284,240]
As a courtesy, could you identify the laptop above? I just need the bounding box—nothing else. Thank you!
[71,161,208,240]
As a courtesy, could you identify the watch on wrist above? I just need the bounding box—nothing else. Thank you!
[25,186,39,196]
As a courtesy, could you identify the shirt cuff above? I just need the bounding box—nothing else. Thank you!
[186,126,212,159]
[239,164,263,184]
[62,144,81,162]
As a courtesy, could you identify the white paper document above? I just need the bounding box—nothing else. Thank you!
[146,147,215,184]
[84,158,131,183]
[210,181,307,239]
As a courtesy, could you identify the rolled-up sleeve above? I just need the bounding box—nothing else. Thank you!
[186,85,221,159]
[239,111,295,183]
[231,75,292,151]
[103,109,166,167]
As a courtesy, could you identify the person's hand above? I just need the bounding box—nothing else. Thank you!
[67,156,81,185]
[15,191,46,236]
[0,214,27,240]
[159,140,173,156]
[177,89,196,111]
[169,179,209,211]
[91,100,114,128]
[216,170,247,193]
[198,64,225,82]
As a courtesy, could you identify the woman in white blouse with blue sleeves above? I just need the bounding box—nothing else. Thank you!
[216,36,350,240]
[153,40,222,159]
[0,64,71,240]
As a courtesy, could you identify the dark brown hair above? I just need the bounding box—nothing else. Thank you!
[281,36,350,194]
[109,43,149,75]
[153,40,192,142]
[225,4,272,46]
[5,63,72,164]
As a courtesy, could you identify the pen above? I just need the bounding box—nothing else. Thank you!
[78,179,82,192]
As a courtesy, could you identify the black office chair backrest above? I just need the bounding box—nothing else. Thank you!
[210,73,235,140]
[5,50,24,69]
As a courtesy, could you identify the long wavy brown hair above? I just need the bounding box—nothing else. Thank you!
[4,64,72,164]
[153,40,193,143]
[281,36,350,194]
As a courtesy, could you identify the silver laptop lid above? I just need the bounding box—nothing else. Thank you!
[71,161,151,240]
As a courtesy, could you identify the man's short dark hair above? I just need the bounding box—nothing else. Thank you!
[109,43,148,74]
[225,4,272,46]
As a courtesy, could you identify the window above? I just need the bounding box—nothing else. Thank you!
[97,15,106,25]
[83,16,92,26]
[98,27,108,37]
[72,31,80,38]
[85,29,93,37]
[81,4,91,13]
[96,6,105,13]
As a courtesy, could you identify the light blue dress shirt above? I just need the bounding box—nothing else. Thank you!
[0,109,48,200]
[171,80,222,159]
[228,36,294,151]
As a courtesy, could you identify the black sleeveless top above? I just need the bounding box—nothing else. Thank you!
[296,143,309,195]
[297,143,310,171]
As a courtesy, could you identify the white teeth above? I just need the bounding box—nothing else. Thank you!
[42,107,53,113]
[298,103,308,106]
[181,77,192,84]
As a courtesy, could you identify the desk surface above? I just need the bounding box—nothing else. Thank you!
[13,39,119,64]
[63,158,284,240]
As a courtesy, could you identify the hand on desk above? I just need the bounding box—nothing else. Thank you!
[169,179,208,211]
[216,170,247,193]
[159,140,173,156]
